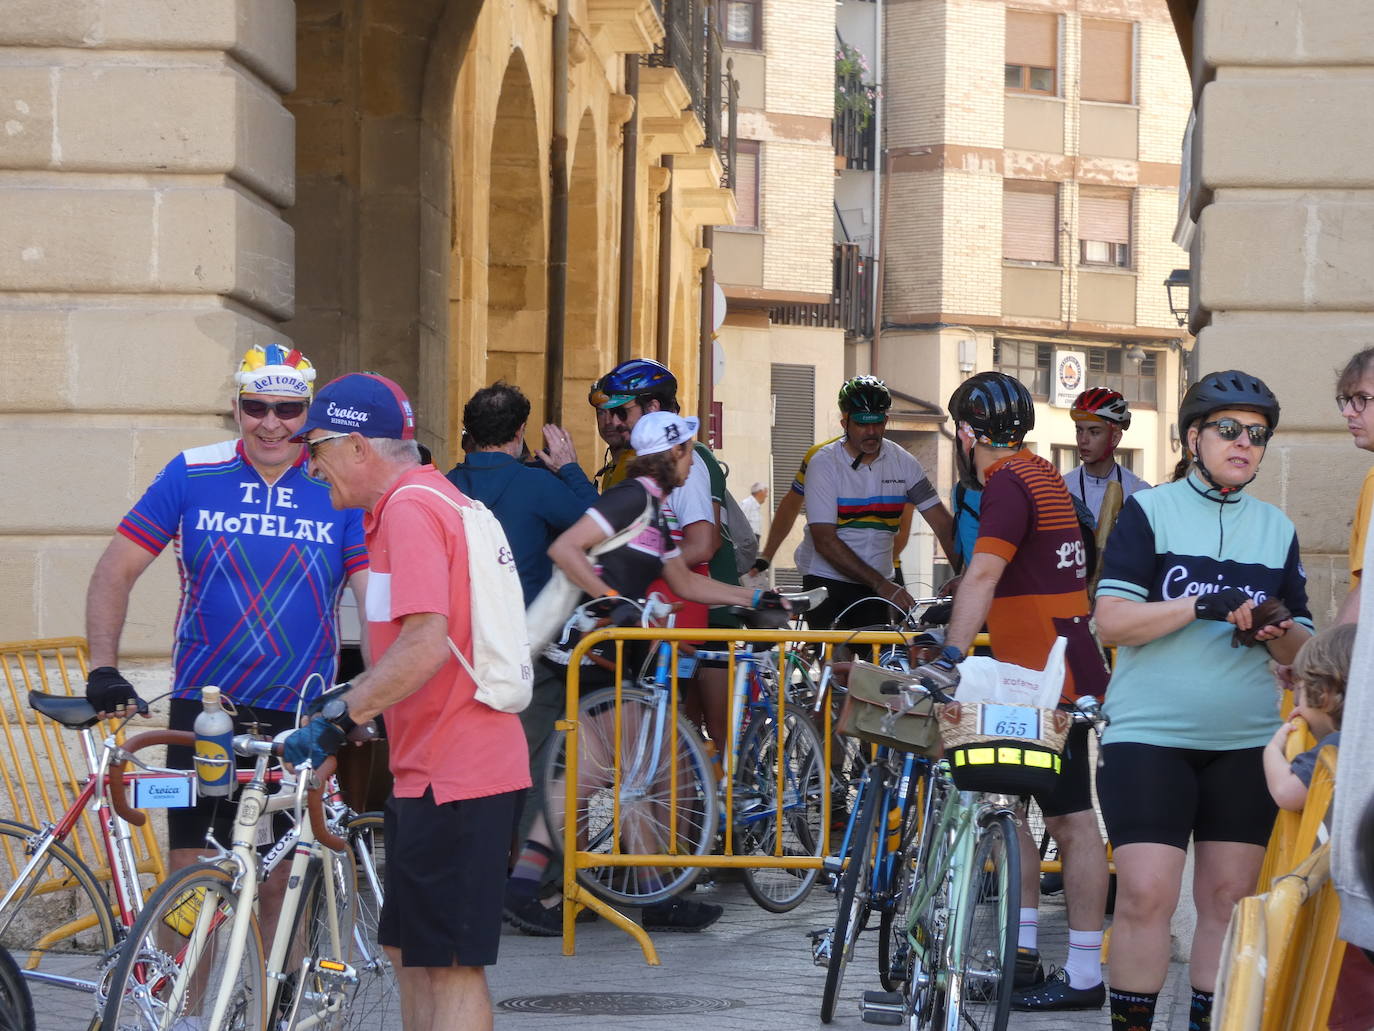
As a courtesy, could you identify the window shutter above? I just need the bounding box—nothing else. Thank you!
[1081,19,1133,103]
[1079,189,1131,244]
[1006,10,1057,69]
[1003,183,1058,262]
[734,143,759,229]
[769,363,815,592]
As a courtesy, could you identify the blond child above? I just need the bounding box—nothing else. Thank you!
[1263,623,1355,811]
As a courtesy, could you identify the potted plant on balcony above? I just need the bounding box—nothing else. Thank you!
[835,43,877,131]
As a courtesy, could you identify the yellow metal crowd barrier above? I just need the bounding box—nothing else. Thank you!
[0,638,166,940]
[1217,743,1342,1031]
[557,626,920,963]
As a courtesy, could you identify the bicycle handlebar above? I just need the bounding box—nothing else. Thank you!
[107,730,344,851]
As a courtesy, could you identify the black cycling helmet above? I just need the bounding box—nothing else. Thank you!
[837,375,892,423]
[1178,369,1280,436]
[589,358,677,410]
[948,371,1035,447]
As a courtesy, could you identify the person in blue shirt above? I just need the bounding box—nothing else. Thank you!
[83,343,369,911]
[445,381,597,937]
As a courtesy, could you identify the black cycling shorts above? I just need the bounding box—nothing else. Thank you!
[1096,742,1277,850]
[801,574,896,636]
[1033,721,1094,819]
[165,698,297,852]
[378,787,524,967]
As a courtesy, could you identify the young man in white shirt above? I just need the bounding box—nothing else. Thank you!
[1066,388,1149,524]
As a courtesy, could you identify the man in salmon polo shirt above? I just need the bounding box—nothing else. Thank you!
[283,373,530,1031]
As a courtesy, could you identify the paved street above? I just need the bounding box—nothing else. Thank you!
[26,876,1188,1029]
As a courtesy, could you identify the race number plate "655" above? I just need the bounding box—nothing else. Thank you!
[979,704,1040,742]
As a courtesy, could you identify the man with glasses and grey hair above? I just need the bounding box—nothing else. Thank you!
[82,343,369,894]
[1336,347,1374,624]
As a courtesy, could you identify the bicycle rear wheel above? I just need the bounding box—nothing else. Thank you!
[736,708,824,913]
[0,819,115,997]
[102,863,266,1031]
[0,946,33,1031]
[340,813,399,1029]
[946,812,1019,1031]
[542,686,717,906]
[820,766,880,1024]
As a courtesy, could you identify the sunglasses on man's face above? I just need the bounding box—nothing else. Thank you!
[239,398,308,420]
[1201,417,1272,447]
[609,403,640,423]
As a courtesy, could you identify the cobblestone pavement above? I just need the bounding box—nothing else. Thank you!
[25,877,1188,1029]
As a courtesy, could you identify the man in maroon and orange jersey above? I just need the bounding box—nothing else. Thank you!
[918,371,1111,1013]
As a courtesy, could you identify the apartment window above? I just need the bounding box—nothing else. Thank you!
[1004,180,1059,265]
[732,141,760,229]
[1087,347,1158,405]
[1005,9,1057,95]
[993,339,1052,399]
[1081,19,1134,104]
[720,0,761,49]
[1078,187,1132,269]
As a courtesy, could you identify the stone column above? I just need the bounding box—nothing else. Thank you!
[1193,0,1374,621]
[0,1,295,652]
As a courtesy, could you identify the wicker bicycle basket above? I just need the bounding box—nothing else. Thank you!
[939,700,1071,795]
[835,660,942,755]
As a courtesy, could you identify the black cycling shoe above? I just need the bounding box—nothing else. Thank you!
[1013,947,1043,989]
[1011,968,1106,1011]
[503,893,563,937]
[641,897,723,932]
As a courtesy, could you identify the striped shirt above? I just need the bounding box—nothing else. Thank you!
[975,449,1107,699]
[795,438,939,582]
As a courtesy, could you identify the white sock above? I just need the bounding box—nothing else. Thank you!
[1018,907,1039,950]
[1064,928,1104,988]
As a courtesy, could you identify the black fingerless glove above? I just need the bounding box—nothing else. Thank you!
[756,590,787,611]
[85,666,146,715]
[1194,587,1251,622]
[751,557,770,573]
[586,597,640,625]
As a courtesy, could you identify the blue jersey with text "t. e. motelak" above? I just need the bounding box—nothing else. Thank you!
[117,440,368,711]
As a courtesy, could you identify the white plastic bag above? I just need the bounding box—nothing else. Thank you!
[953,637,1066,710]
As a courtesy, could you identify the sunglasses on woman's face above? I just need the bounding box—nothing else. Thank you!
[1201,417,1272,447]
[239,398,308,420]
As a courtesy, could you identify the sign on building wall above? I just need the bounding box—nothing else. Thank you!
[1052,350,1086,407]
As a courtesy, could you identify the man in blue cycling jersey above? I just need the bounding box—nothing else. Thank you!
[82,344,369,883]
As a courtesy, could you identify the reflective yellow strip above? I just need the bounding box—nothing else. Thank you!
[998,747,1022,765]
[967,747,997,765]
[1025,751,1053,769]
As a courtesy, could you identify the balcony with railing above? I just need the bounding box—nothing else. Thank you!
[834,41,876,172]
[646,0,739,189]
[769,243,877,339]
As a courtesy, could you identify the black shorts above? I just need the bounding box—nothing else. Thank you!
[165,698,297,852]
[1033,721,1093,819]
[1096,742,1277,850]
[378,787,524,967]
[801,575,895,633]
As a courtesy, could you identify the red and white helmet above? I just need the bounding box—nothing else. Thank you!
[1071,388,1131,429]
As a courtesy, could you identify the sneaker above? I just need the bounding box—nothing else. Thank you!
[1011,968,1106,1011]
[641,896,723,932]
[503,893,563,937]
[1014,946,1043,989]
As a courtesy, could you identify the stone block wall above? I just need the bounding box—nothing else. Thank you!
[0,0,297,651]
[1192,0,1374,614]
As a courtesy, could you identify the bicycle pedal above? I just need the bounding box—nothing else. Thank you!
[808,927,833,966]
[310,957,359,986]
[860,990,906,1025]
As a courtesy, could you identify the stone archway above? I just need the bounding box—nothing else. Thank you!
[565,109,602,441]
[485,51,548,420]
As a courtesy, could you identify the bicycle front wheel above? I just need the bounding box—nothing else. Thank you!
[736,707,825,913]
[0,818,116,997]
[820,766,880,1024]
[543,686,717,906]
[0,946,33,1031]
[279,852,356,1030]
[341,813,399,1029]
[102,863,266,1031]
[878,760,932,992]
[946,812,1019,1031]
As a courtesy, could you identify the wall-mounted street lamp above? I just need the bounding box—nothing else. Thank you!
[1164,268,1190,328]
[1125,344,1148,365]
